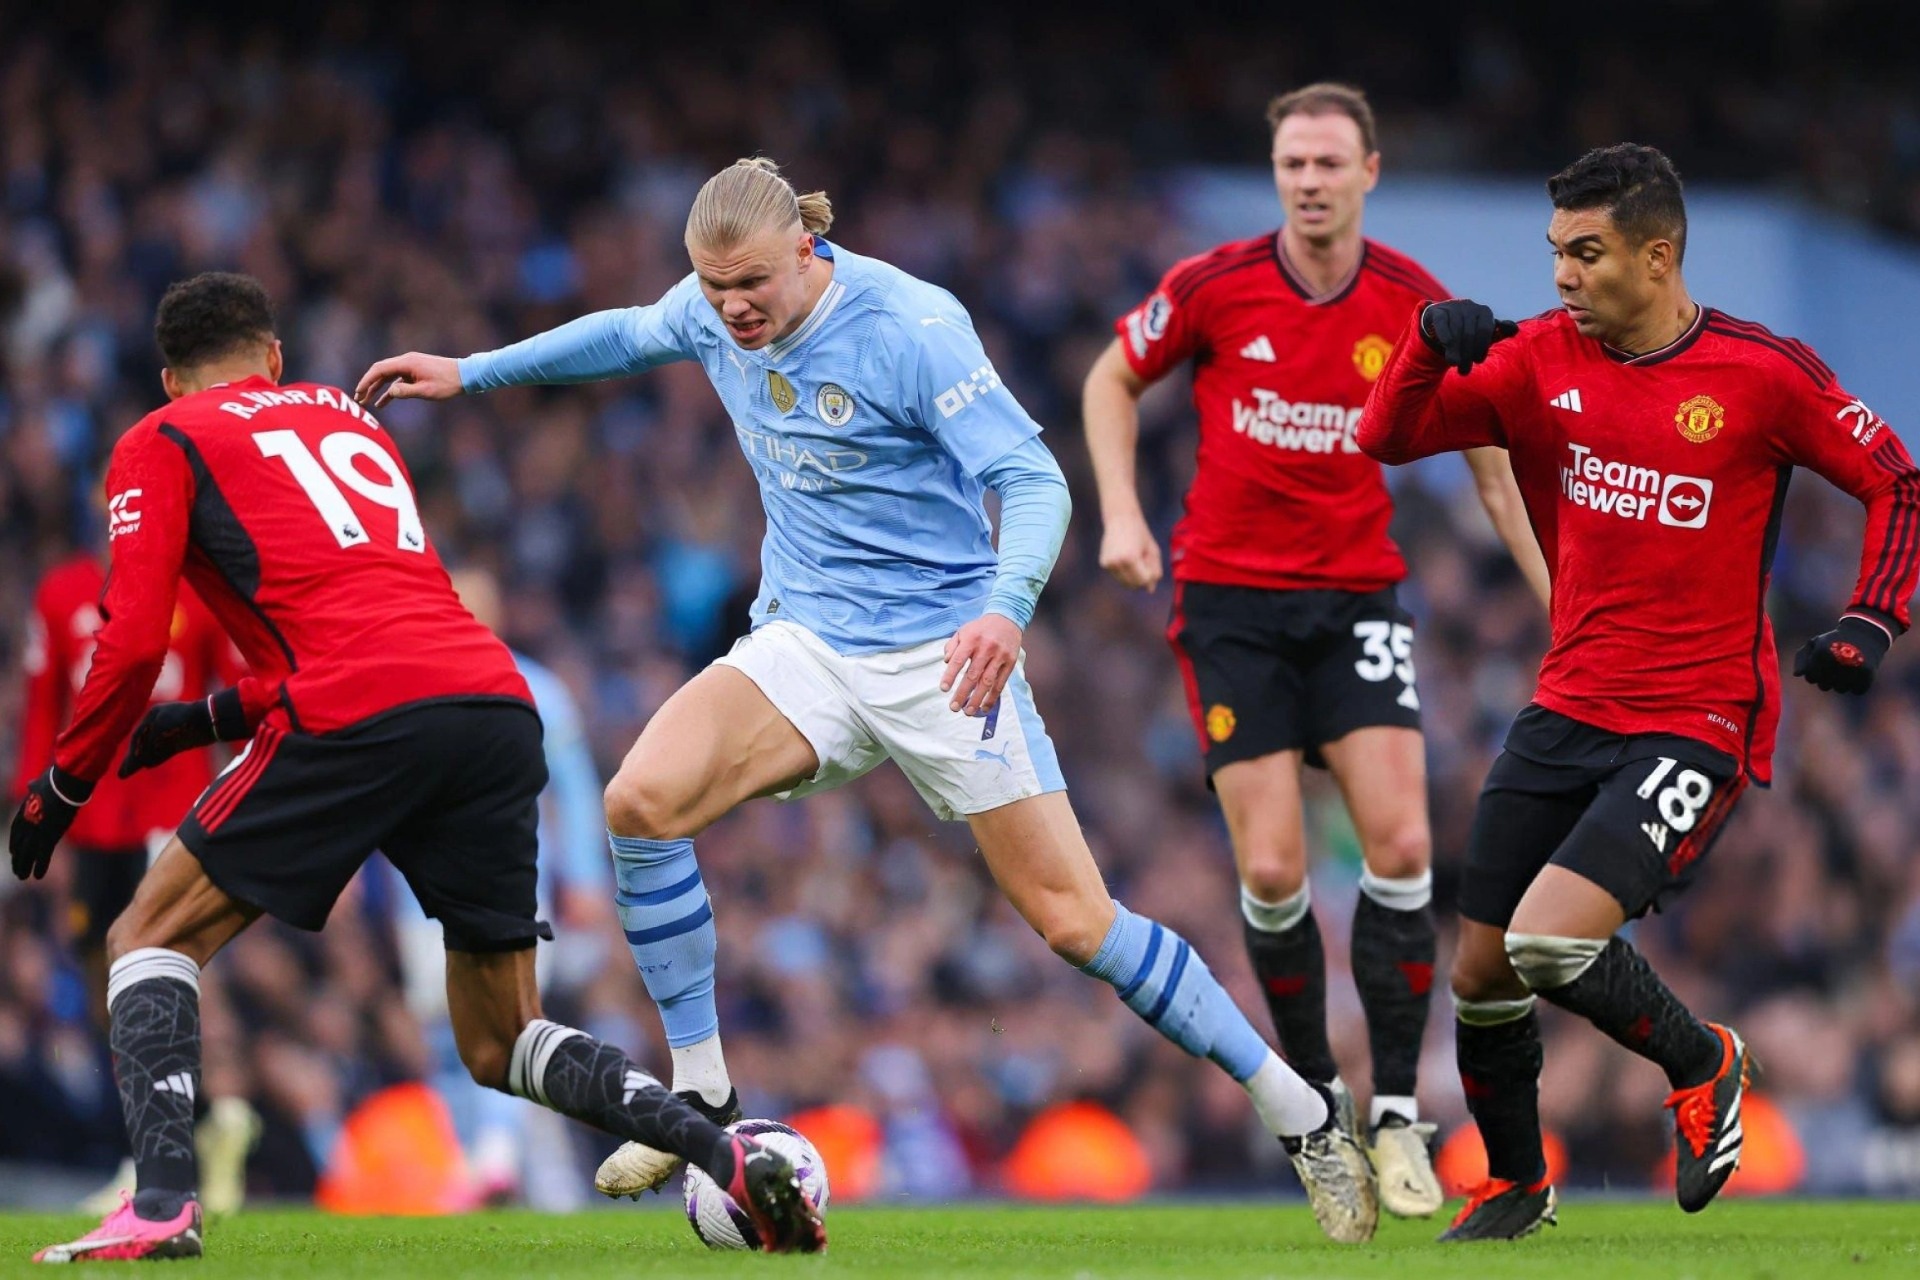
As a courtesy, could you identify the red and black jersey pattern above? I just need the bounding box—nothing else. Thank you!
[1114,234,1446,593]
[12,557,242,847]
[1358,304,1920,782]
[51,376,531,784]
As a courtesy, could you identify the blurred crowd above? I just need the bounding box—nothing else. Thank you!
[4,1,1919,1203]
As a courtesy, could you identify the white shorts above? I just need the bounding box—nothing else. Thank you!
[714,620,1066,821]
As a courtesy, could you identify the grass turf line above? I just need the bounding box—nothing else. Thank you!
[0,1201,1914,1277]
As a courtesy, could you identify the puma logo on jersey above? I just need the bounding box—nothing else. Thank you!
[1642,822,1669,852]
[107,489,143,538]
[1549,388,1584,413]
[1239,335,1276,362]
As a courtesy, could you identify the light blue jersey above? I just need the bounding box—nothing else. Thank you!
[461,241,1066,654]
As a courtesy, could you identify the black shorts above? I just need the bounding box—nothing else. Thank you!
[69,846,148,951]
[1168,583,1422,772]
[178,700,550,952]
[1460,704,1747,927]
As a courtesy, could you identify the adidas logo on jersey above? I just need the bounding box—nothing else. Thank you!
[1550,388,1584,412]
[1239,336,1276,362]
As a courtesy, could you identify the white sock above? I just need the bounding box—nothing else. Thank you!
[1240,882,1311,933]
[1372,1094,1419,1126]
[670,1034,731,1107]
[1243,1051,1330,1137]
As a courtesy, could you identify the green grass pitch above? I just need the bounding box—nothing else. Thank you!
[0,1201,1914,1277]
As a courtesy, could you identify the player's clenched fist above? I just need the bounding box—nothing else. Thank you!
[1793,614,1892,695]
[1098,512,1164,591]
[354,353,463,408]
[942,613,1024,716]
[1419,300,1519,376]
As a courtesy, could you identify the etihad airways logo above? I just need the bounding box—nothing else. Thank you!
[1561,442,1713,529]
[1231,390,1362,454]
[736,423,869,493]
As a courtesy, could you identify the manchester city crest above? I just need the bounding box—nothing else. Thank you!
[816,383,854,426]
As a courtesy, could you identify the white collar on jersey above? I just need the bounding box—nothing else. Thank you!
[764,278,848,364]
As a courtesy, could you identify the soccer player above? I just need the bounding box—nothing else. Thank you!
[8,273,826,1261]
[358,156,1381,1242]
[1082,82,1548,1218]
[13,560,261,1216]
[1356,143,1920,1239]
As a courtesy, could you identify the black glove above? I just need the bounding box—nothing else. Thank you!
[1419,301,1520,375]
[10,766,92,880]
[120,688,252,778]
[1792,614,1893,695]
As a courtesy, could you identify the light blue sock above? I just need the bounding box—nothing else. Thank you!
[1082,902,1271,1083]
[609,834,717,1048]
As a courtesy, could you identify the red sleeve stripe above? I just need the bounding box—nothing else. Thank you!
[1706,316,1834,388]
[1861,443,1920,618]
[1167,244,1271,304]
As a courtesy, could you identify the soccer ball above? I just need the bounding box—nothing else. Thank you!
[682,1119,830,1251]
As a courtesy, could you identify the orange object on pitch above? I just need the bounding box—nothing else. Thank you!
[1653,1090,1803,1196]
[1002,1101,1152,1201]
[1433,1122,1569,1197]
[316,1083,470,1215]
[786,1104,883,1202]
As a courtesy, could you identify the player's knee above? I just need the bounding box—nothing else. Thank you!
[104,909,156,965]
[1032,903,1109,967]
[456,1027,515,1092]
[1360,824,1430,882]
[1239,855,1307,905]
[1502,931,1606,992]
[604,773,693,842]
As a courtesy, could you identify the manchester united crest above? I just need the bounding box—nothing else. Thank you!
[767,370,798,414]
[1675,393,1725,443]
[1352,334,1393,382]
[1206,704,1237,743]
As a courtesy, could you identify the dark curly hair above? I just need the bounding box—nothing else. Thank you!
[1547,143,1688,263]
[154,272,276,369]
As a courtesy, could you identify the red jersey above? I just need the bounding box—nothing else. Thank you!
[13,559,240,848]
[1115,234,1447,592]
[1358,305,1920,782]
[52,375,531,784]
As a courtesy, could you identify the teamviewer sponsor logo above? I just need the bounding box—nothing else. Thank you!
[1230,390,1363,454]
[1560,443,1713,529]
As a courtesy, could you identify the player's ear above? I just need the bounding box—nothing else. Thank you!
[796,229,815,271]
[1362,151,1381,193]
[160,367,184,402]
[1645,236,1677,281]
[266,339,285,384]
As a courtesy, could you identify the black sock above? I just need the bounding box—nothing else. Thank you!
[1243,911,1337,1084]
[510,1020,734,1183]
[107,952,203,1199]
[1351,893,1435,1101]
[1456,1008,1546,1184]
[1535,936,1723,1088]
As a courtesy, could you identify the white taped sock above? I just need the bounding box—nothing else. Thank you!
[670,1033,731,1108]
[107,947,200,1011]
[1244,1051,1331,1137]
[1358,868,1432,912]
[1240,882,1311,933]
[1372,1093,1419,1126]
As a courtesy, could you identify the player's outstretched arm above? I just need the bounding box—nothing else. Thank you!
[1466,447,1551,609]
[1082,338,1163,591]
[355,352,463,408]
[1356,302,1520,465]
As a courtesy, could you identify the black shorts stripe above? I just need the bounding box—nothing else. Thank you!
[199,725,284,832]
